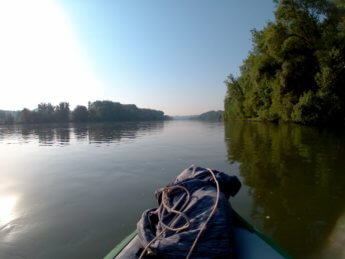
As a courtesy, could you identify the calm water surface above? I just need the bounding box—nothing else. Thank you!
[0,120,344,258]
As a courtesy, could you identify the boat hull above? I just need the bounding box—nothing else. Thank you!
[104,210,291,259]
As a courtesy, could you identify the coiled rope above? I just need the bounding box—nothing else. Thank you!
[139,168,220,259]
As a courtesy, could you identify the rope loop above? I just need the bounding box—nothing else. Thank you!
[139,168,220,259]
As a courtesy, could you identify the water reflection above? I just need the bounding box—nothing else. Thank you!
[0,195,18,229]
[225,121,345,258]
[55,127,70,145]
[1,120,344,258]
[87,123,157,144]
[0,121,166,259]
[73,125,88,141]
[323,211,345,258]
[0,122,164,146]
[36,127,55,146]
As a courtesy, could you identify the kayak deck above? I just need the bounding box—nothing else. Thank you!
[104,209,291,259]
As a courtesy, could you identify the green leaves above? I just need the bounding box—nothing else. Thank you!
[224,0,345,125]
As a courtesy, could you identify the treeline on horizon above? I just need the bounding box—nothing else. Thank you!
[0,100,167,124]
[194,110,223,121]
[224,0,345,125]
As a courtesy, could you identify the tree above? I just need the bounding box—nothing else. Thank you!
[55,102,70,122]
[224,0,345,125]
[88,100,165,122]
[21,108,33,123]
[37,103,55,123]
[72,105,89,122]
[15,101,165,124]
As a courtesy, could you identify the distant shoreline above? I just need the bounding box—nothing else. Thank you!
[0,100,169,125]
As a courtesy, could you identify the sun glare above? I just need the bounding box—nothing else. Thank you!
[0,0,104,110]
[0,195,18,228]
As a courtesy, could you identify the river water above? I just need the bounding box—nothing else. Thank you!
[0,120,344,258]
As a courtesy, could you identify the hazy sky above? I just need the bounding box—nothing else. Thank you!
[0,0,275,115]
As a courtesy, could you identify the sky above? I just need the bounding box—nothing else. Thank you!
[0,0,275,115]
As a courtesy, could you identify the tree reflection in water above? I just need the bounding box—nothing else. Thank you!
[0,122,164,146]
[224,121,345,258]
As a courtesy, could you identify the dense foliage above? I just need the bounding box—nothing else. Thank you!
[224,0,345,125]
[20,102,70,123]
[72,105,89,122]
[87,101,165,121]
[0,101,166,124]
